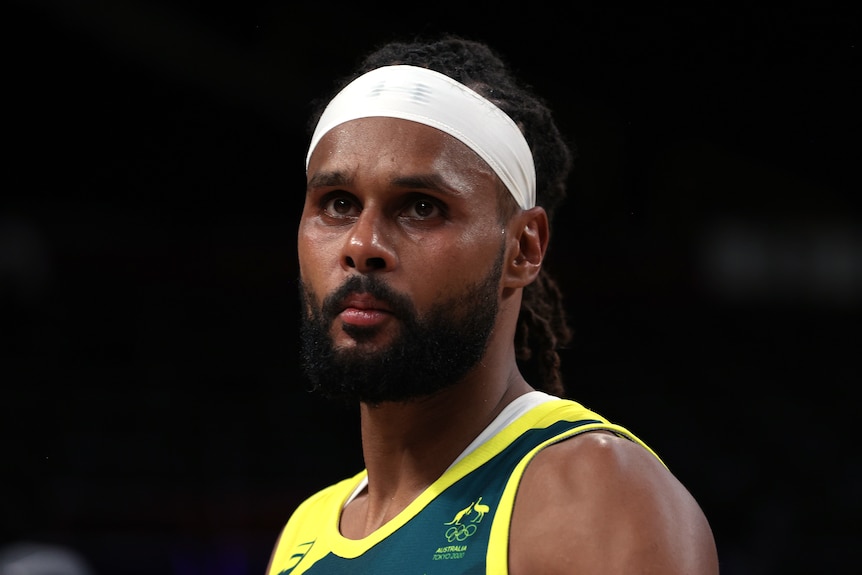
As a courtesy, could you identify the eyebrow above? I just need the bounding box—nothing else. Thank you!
[391,173,462,197]
[307,171,465,199]
[307,170,352,191]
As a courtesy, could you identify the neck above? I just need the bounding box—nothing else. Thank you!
[345,352,532,537]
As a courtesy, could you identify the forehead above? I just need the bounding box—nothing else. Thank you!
[307,117,498,187]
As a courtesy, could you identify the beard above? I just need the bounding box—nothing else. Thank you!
[298,249,503,405]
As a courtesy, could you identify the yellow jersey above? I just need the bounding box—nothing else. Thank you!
[267,394,662,575]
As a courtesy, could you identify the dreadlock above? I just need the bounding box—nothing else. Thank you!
[308,34,576,397]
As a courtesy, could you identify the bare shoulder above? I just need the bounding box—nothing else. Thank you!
[509,431,719,575]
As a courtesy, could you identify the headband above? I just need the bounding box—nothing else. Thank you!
[306,65,536,210]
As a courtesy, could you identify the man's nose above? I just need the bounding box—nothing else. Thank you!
[340,209,397,273]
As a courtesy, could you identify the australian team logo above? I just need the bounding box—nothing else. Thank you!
[442,496,491,542]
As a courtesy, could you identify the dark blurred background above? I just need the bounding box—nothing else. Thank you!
[2,1,859,574]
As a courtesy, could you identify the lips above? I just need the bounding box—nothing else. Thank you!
[338,293,393,327]
[340,293,391,313]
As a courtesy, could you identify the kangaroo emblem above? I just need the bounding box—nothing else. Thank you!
[444,501,475,525]
[471,497,490,523]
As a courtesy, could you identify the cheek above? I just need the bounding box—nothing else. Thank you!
[454,219,506,264]
[298,213,336,258]
[414,232,504,292]
[297,224,334,289]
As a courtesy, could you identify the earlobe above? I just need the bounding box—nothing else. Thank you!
[504,207,549,288]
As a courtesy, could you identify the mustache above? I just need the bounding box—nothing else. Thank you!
[320,275,415,321]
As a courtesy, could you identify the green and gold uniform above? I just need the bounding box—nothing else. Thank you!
[267,392,663,575]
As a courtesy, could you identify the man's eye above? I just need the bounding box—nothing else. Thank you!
[323,196,358,216]
[404,199,441,219]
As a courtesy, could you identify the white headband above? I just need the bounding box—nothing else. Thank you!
[306,65,536,210]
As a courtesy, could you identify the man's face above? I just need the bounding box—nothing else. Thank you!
[298,117,509,403]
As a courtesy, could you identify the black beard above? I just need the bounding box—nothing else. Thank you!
[298,251,503,405]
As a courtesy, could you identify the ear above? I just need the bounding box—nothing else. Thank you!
[503,207,549,288]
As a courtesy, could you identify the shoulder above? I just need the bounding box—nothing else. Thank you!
[266,473,365,575]
[508,430,719,575]
[289,473,363,524]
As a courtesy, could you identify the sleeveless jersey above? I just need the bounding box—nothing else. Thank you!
[267,396,663,575]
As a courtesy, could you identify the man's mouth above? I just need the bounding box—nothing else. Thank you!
[338,293,393,328]
[340,293,392,313]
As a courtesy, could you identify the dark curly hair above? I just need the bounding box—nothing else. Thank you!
[307,34,576,397]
